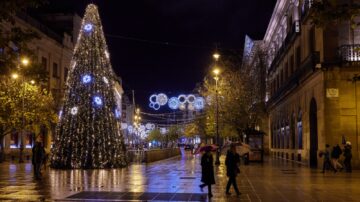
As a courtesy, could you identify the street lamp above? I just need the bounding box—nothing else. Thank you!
[212,53,221,165]
[17,57,30,163]
[11,73,19,79]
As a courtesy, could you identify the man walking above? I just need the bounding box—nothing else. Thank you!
[32,142,45,180]
[225,144,241,196]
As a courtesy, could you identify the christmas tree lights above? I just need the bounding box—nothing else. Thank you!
[51,4,127,169]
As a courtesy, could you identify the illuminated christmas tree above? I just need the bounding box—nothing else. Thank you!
[51,4,127,169]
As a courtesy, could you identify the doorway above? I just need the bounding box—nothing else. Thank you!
[309,98,318,168]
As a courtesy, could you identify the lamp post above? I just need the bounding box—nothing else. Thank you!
[13,57,30,163]
[212,52,221,165]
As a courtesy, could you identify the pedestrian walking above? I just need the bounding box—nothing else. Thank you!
[32,142,46,180]
[320,144,336,173]
[343,141,352,173]
[199,147,215,198]
[331,144,343,171]
[225,144,241,196]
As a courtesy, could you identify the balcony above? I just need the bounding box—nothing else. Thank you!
[339,44,360,62]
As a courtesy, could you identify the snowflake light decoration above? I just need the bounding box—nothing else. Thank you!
[93,96,103,106]
[71,107,78,115]
[84,23,93,32]
[168,97,180,110]
[82,74,92,84]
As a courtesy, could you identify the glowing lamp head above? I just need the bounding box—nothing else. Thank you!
[30,80,35,84]
[213,68,220,76]
[213,53,220,61]
[21,57,30,66]
[11,73,19,79]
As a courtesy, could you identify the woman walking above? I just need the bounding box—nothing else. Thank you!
[199,147,215,198]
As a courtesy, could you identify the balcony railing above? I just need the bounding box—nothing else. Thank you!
[339,44,360,62]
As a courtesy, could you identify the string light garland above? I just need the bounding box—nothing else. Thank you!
[51,4,127,169]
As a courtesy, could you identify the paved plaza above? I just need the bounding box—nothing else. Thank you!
[0,150,360,201]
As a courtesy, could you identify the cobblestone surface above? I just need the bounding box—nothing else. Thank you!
[0,150,360,201]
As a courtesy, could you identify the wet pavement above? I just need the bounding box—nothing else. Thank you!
[1,150,360,201]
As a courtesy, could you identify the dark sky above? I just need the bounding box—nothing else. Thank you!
[38,0,276,110]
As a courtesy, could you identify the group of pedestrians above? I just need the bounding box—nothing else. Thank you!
[321,141,352,173]
[199,144,241,199]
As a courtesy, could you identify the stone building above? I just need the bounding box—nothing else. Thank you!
[0,12,80,160]
[265,0,360,168]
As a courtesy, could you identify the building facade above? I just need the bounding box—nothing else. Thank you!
[265,0,360,168]
[0,12,80,160]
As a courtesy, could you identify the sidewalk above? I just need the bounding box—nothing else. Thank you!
[0,150,360,201]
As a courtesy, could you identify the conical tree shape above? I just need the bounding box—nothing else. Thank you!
[51,4,127,169]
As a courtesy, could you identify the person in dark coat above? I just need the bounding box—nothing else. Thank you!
[331,144,343,171]
[343,141,352,173]
[321,144,336,173]
[32,142,45,180]
[199,147,215,198]
[225,144,241,196]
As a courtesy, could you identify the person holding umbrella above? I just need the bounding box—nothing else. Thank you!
[225,143,241,196]
[199,146,215,198]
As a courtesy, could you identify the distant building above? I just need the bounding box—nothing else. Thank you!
[264,0,360,168]
[121,94,135,145]
[241,35,268,153]
[0,12,80,160]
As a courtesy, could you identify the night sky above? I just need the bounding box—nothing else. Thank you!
[38,0,276,110]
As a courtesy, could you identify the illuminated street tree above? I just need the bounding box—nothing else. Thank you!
[51,4,127,169]
[198,50,259,140]
[0,79,56,162]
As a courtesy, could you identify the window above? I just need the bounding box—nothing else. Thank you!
[309,26,315,53]
[281,125,284,149]
[10,132,19,148]
[297,112,303,149]
[25,133,33,148]
[285,121,290,149]
[291,114,296,149]
[290,55,294,73]
[41,57,47,70]
[64,67,68,82]
[52,62,58,78]
[296,46,301,68]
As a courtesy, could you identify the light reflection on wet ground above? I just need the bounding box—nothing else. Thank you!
[1,150,360,201]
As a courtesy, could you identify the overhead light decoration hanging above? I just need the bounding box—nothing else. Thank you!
[149,93,205,111]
